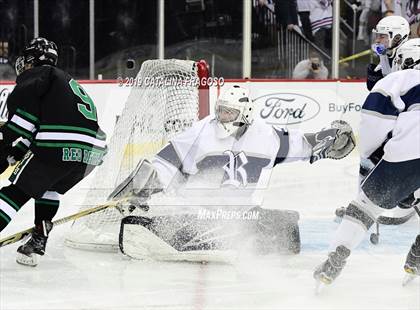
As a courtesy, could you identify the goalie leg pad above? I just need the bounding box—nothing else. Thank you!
[253,208,301,254]
[119,208,301,262]
[119,216,178,260]
[119,215,237,263]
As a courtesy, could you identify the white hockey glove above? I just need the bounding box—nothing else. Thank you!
[305,120,356,163]
[108,159,163,214]
[398,189,420,209]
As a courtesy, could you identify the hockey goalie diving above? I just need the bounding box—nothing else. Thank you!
[105,84,355,262]
[0,38,419,310]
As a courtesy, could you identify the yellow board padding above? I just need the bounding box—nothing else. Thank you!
[119,140,167,168]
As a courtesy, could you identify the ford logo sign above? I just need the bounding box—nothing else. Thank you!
[255,93,320,125]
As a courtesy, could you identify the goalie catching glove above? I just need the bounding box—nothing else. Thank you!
[304,120,356,164]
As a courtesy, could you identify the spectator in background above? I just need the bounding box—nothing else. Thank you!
[253,1,267,36]
[274,0,298,31]
[405,0,420,37]
[358,0,382,45]
[253,0,275,47]
[0,40,15,80]
[382,0,404,16]
[292,51,329,79]
[297,0,315,41]
[256,0,275,13]
[381,1,420,37]
[310,0,333,55]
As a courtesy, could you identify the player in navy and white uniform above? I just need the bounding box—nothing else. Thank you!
[367,15,410,90]
[314,39,420,286]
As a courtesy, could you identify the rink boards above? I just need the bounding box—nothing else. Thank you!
[0,80,419,310]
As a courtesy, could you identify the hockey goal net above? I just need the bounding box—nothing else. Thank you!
[65,59,209,251]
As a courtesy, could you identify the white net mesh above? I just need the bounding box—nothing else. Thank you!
[65,59,206,251]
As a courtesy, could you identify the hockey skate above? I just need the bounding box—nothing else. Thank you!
[403,236,420,286]
[16,220,53,267]
[314,245,351,291]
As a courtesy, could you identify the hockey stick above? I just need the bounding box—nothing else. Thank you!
[0,199,129,248]
[0,159,156,248]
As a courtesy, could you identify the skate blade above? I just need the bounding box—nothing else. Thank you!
[16,253,39,267]
[402,273,417,287]
[314,274,333,295]
[314,277,331,295]
[315,280,327,296]
[315,280,325,295]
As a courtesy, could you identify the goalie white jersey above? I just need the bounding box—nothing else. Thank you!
[152,115,312,192]
[117,116,312,260]
[360,69,420,162]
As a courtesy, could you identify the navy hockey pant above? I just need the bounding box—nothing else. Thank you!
[361,158,420,210]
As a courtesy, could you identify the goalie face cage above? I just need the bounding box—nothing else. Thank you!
[65,59,209,251]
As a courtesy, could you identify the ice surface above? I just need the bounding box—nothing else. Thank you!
[1,157,419,310]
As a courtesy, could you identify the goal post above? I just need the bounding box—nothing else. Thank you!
[65,59,210,251]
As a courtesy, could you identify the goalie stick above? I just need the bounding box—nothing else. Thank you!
[0,198,132,248]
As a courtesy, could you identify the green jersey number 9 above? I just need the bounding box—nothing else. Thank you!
[69,79,98,121]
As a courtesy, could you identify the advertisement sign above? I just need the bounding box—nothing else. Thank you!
[1,80,369,135]
[256,92,321,125]
[216,81,369,134]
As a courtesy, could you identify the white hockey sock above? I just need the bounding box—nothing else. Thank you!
[329,191,384,252]
[329,217,367,252]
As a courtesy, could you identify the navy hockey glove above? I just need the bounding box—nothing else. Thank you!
[359,131,392,178]
[366,63,383,91]
[398,192,420,209]
[10,145,27,162]
[0,143,29,174]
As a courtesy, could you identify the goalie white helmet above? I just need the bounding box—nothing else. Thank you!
[214,85,253,139]
[371,16,410,58]
[393,38,420,70]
